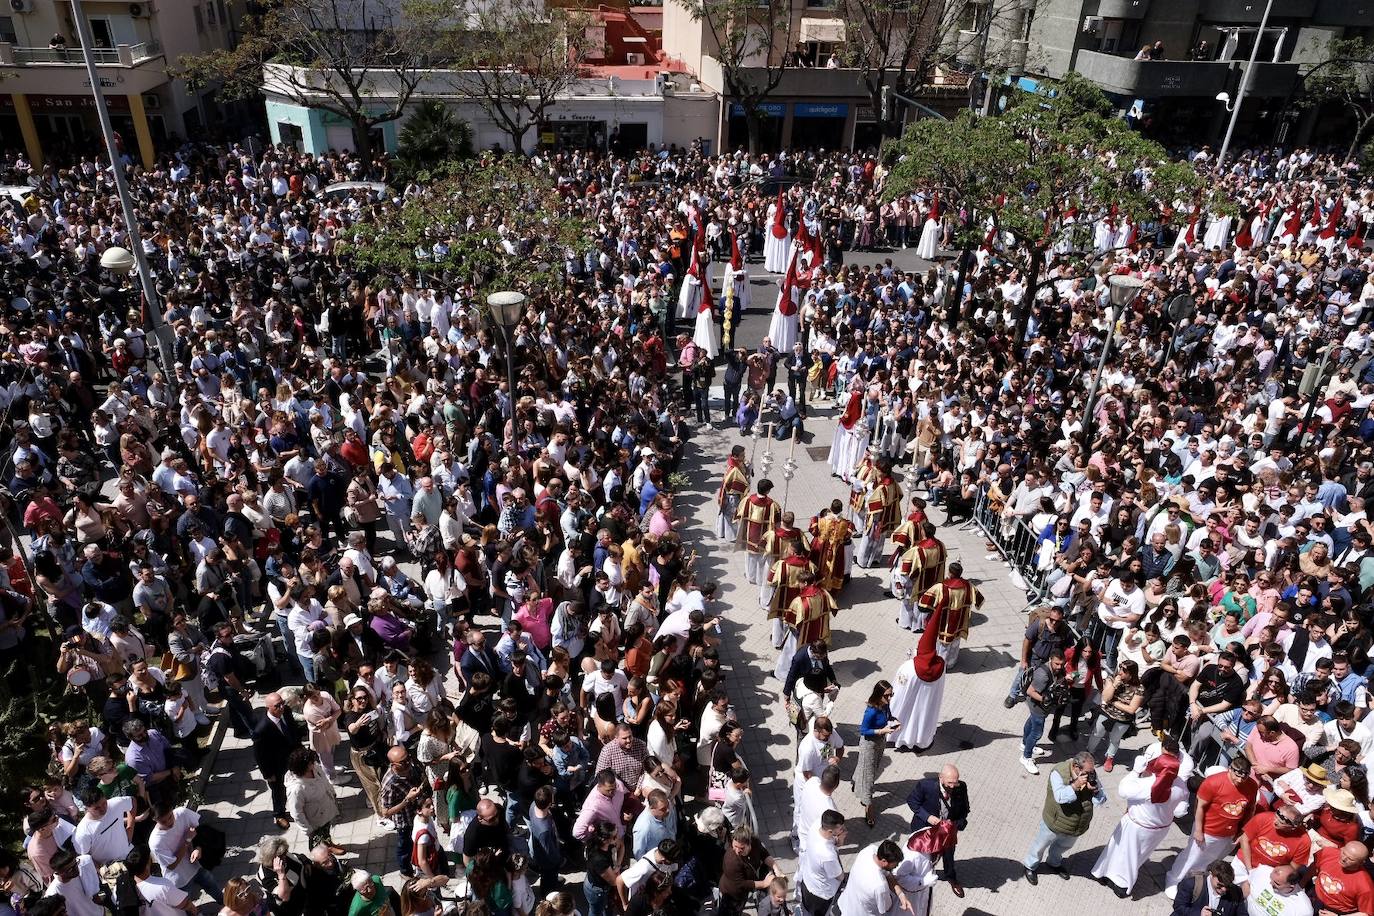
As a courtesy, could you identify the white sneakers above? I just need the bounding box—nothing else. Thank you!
[1020,757,1039,775]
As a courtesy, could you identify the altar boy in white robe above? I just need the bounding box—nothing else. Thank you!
[1090,737,1190,898]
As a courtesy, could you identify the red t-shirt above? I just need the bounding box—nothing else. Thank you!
[1243,812,1312,868]
[1315,807,1363,848]
[1313,845,1374,914]
[1199,772,1257,838]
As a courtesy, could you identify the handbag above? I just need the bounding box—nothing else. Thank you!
[706,742,728,803]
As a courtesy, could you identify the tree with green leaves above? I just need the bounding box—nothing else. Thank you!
[884,73,1216,340]
[178,0,453,167]
[685,0,796,155]
[396,100,474,179]
[444,0,595,154]
[343,154,590,298]
[1300,37,1374,163]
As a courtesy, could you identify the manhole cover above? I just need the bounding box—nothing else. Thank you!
[806,447,830,461]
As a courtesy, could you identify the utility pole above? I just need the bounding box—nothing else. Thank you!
[1218,0,1276,167]
[70,0,176,370]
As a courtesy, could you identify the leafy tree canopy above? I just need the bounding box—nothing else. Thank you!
[884,73,1221,255]
[343,155,591,299]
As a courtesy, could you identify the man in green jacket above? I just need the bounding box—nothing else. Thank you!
[1022,750,1108,884]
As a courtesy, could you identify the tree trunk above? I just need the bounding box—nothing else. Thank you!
[745,111,760,156]
[1344,112,1374,164]
[352,118,375,175]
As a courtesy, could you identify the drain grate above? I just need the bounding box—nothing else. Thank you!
[806,447,831,461]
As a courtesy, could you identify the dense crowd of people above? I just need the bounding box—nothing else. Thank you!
[1,123,1373,916]
[769,142,1374,912]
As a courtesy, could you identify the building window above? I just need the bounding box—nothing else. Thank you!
[194,5,204,32]
[0,16,16,44]
[218,0,228,26]
[806,0,836,7]
[278,122,303,151]
[207,1,216,25]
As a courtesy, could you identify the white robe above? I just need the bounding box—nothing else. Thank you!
[677,269,703,319]
[693,301,720,358]
[887,655,944,750]
[763,206,792,273]
[828,424,869,478]
[767,303,799,353]
[725,264,752,312]
[916,217,940,260]
[1090,772,1189,893]
[1202,215,1232,250]
[888,845,939,916]
[1093,218,1116,254]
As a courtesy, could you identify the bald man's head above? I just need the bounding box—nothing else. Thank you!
[1340,842,1369,870]
[939,765,960,789]
[1269,865,1298,893]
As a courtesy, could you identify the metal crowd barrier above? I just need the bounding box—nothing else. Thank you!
[968,490,1053,611]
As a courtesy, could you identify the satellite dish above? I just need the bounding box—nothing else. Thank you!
[1166,293,1195,323]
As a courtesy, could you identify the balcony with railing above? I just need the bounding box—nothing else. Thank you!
[1074,50,1297,98]
[0,41,161,67]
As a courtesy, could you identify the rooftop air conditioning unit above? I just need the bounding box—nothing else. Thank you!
[1082,15,1103,33]
[9,0,34,14]
[130,2,149,16]
[626,52,644,65]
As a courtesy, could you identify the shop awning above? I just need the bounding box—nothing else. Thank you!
[799,17,846,44]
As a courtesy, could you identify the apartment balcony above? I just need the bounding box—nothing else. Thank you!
[1312,0,1373,26]
[0,41,168,95]
[1198,0,1315,21]
[1,41,162,67]
[1074,50,1297,98]
[1096,0,1150,19]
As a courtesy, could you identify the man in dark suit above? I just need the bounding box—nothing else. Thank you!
[458,629,503,687]
[906,763,971,898]
[252,691,303,830]
[1171,859,1244,916]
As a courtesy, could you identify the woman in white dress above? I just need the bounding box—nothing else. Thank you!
[828,385,870,479]
[887,600,949,751]
[916,195,941,260]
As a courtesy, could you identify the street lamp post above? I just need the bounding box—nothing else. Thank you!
[487,290,526,423]
[1217,0,1276,167]
[70,0,175,371]
[1081,275,1145,448]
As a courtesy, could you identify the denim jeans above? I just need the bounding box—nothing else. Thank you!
[1087,716,1130,758]
[1007,664,1026,701]
[583,879,610,916]
[1022,706,1047,759]
[395,818,414,873]
[185,865,224,904]
[1022,820,1080,870]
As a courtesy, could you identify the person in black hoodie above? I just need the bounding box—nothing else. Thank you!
[722,348,746,423]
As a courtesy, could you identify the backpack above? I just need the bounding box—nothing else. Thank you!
[97,862,141,916]
[200,645,233,696]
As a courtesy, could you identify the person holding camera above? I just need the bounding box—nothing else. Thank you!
[1020,649,1071,775]
[1021,750,1107,885]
